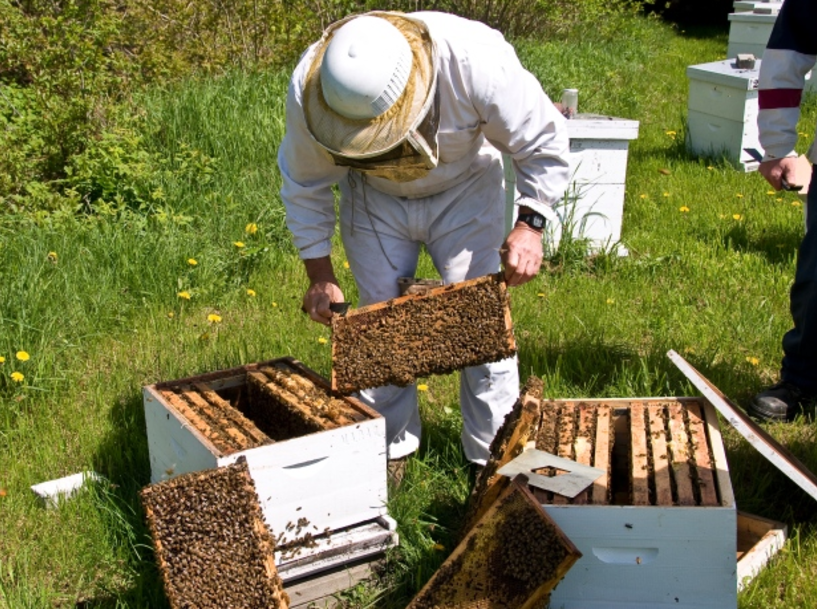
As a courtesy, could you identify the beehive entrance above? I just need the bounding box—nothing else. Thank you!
[534,399,721,507]
[155,359,370,456]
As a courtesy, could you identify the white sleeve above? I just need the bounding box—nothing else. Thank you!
[277,62,347,260]
[469,38,571,221]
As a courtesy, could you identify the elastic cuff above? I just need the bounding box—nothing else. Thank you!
[515,196,559,226]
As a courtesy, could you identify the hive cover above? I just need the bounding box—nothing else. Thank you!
[668,349,817,502]
[331,273,516,393]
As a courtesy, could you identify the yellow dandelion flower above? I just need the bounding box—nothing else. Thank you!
[246,289,257,297]
[433,543,446,551]
[792,201,802,207]
[735,193,744,198]
[47,251,58,262]
[639,194,648,199]
[537,293,546,298]
[207,314,222,323]
[233,241,245,248]
[707,166,714,170]
[16,351,29,362]
[663,192,671,197]
[167,312,175,318]
[272,302,278,307]
[187,258,198,266]
[767,190,776,195]
[245,222,258,235]
[777,198,784,202]
[733,214,742,220]
[318,337,328,344]
[0,356,4,363]
[745,356,759,366]
[417,384,429,392]
[343,261,350,269]
[679,206,690,212]
[178,291,191,300]
[665,130,677,137]
[11,371,24,383]
[606,298,615,304]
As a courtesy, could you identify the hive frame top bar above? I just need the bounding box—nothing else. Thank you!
[668,349,817,503]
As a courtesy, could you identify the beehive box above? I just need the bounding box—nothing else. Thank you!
[686,59,763,171]
[331,273,515,393]
[733,0,781,13]
[143,357,390,568]
[727,10,779,59]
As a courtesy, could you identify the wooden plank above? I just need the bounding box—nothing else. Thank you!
[161,390,224,448]
[408,477,581,609]
[193,381,272,446]
[331,273,516,393]
[686,400,719,506]
[647,404,673,506]
[629,402,651,506]
[552,405,577,504]
[667,402,696,506]
[287,560,375,608]
[591,405,611,505]
[737,511,787,591]
[572,404,596,505]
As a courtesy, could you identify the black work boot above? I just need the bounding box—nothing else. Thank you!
[747,382,816,422]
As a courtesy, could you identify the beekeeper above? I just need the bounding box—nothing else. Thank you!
[277,11,570,467]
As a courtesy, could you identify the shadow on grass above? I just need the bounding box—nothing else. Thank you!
[81,390,168,608]
[720,223,802,267]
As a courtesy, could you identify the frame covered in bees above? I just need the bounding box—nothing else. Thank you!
[331,273,516,393]
[142,357,395,580]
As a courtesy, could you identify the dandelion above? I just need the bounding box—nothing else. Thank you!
[606,298,615,305]
[11,371,24,383]
[318,337,328,344]
[665,130,677,137]
[177,291,191,300]
[663,192,671,197]
[233,241,245,248]
[639,194,648,199]
[733,214,743,220]
[343,261,350,269]
[0,488,6,498]
[0,356,4,364]
[735,193,744,198]
[746,356,759,366]
[679,206,690,213]
[188,258,198,266]
[16,351,29,362]
[272,301,278,307]
[417,384,429,392]
[207,314,222,323]
[167,312,175,318]
[246,289,257,297]
[767,190,776,195]
[777,198,783,202]
[537,293,546,298]
[47,251,58,262]
[792,201,802,207]
[433,543,445,551]
[707,166,714,170]
[245,223,258,235]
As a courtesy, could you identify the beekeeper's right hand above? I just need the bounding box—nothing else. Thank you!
[302,257,345,326]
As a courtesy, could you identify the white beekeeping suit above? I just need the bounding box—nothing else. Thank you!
[277,11,570,464]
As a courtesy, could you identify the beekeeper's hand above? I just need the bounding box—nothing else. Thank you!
[759,156,799,191]
[502,224,544,287]
[302,257,345,326]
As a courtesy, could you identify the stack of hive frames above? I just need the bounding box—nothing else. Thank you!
[533,398,720,507]
[140,458,289,609]
[407,478,581,609]
[331,273,516,393]
[155,358,369,452]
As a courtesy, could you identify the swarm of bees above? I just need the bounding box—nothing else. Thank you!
[332,273,516,393]
[140,458,289,609]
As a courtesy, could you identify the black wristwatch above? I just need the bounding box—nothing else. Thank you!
[516,211,546,231]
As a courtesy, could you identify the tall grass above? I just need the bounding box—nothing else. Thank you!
[2,11,817,609]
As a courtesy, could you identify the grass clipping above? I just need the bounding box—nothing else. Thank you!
[331,273,516,393]
[140,458,289,609]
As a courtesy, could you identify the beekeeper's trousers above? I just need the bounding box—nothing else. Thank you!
[338,162,519,465]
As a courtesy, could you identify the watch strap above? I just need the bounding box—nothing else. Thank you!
[516,212,546,231]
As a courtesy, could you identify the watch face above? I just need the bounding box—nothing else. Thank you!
[532,216,544,228]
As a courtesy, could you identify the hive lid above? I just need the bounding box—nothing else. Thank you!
[686,59,761,89]
[668,350,817,502]
[567,113,639,140]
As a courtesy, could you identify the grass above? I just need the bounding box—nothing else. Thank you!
[2,9,817,608]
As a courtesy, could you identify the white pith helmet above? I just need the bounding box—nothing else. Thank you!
[320,16,413,120]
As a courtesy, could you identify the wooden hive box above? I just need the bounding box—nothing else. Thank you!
[143,357,394,579]
[331,273,515,394]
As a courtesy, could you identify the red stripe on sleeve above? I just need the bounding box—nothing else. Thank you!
[759,88,803,110]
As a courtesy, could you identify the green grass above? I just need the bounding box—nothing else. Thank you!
[2,10,817,608]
